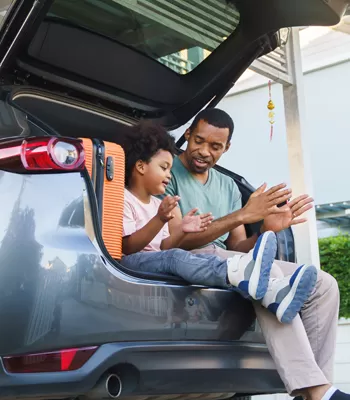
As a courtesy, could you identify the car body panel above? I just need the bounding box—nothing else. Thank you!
[0,169,258,357]
[0,0,349,397]
[0,342,284,398]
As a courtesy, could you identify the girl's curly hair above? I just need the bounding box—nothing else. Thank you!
[121,120,176,185]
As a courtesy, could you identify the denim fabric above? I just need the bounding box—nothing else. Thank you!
[121,248,230,289]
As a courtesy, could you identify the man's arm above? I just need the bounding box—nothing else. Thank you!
[161,219,186,250]
[168,206,245,250]
[168,183,291,251]
[225,194,315,252]
[225,225,258,253]
[162,208,213,250]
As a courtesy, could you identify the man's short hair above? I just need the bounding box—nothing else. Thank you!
[189,108,234,142]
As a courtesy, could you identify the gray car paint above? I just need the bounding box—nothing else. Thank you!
[0,170,257,356]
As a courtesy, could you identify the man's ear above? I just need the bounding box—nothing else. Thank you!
[224,142,231,153]
[135,159,145,175]
[184,129,191,141]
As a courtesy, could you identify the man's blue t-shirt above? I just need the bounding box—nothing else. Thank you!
[164,156,242,249]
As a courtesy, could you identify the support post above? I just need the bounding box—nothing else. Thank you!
[283,28,320,268]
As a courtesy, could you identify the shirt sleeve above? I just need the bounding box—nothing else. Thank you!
[123,200,136,237]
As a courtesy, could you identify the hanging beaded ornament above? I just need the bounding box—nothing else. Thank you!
[267,80,275,141]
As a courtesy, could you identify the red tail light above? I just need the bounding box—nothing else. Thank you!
[3,346,98,373]
[0,137,85,172]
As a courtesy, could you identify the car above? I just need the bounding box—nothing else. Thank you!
[0,0,348,399]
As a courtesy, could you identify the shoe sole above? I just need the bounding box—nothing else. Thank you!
[277,265,318,324]
[249,231,277,300]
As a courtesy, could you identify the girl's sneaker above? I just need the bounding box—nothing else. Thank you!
[227,231,277,300]
[262,264,318,323]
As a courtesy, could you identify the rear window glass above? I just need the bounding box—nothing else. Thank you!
[48,0,240,75]
[0,0,14,29]
[0,101,30,138]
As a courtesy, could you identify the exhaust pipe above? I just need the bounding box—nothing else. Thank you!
[106,374,123,398]
[85,374,122,399]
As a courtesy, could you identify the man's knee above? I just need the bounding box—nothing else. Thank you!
[269,262,284,279]
[317,269,339,298]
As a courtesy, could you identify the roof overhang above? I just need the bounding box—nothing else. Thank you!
[316,201,350,226]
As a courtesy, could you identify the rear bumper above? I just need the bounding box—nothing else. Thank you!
[0,341,285,399]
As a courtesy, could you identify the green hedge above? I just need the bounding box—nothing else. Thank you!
[319,234,350,319]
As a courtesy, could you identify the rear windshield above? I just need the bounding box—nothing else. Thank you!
[0,0,14,29]
[47,0,240,75]
[0,101,30,138]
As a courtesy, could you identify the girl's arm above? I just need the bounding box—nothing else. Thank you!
[123,197,213,254]
[123,195,181,255]
[161,208,213,250]
[160,220,186,250]
[123,216,165,255]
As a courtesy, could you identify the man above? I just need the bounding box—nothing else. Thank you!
[164,108,346,400]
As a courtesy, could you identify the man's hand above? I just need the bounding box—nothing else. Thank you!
[182,208,213,233]
[157,195,180,223]
[262,194,314,233]
[241,183,292,224]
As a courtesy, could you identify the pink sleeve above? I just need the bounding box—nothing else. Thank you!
[123,200,136,237]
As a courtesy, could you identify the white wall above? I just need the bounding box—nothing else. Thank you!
[302,61,350,205]
[334,320,350,392]
[217,60,350,206]
[217,84,290,190]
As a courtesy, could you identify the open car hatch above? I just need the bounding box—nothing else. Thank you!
[0,0,349,129]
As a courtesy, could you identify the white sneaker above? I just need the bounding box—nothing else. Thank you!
[227,231,277,300]
[262,264,318,323]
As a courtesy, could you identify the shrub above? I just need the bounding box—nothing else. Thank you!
[319,234,350,319]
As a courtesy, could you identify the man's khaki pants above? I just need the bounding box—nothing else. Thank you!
[191,244,340,395]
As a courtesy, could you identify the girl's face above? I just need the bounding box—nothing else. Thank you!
[137,150,173,196]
